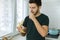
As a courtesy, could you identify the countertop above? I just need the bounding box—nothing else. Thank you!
[12,34,60,40]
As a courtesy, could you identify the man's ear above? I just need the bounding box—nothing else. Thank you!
[38,6,41,11]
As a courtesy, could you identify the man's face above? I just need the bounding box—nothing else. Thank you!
[29,3,39,15]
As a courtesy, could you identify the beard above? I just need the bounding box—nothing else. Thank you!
[33,9,39,15]
[34,10,39,15]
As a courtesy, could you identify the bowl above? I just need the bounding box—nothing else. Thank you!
[49,29,59,35]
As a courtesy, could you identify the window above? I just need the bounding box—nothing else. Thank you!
[16,0,28,28]
[0,0,14,37]
[0,0,28,37]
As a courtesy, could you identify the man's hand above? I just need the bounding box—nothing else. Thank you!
[17,25,26,33]
[29,13,36,21]
[17,25,27,36]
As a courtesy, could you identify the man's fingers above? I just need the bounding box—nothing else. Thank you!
[17,27,22,30]
[17,26,22,32]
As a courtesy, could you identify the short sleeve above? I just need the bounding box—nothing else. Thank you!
[23,17,28,27]
[42,16,49,26]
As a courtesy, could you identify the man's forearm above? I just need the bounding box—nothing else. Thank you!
[33,18,48,37]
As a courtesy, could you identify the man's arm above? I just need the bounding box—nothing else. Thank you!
[29,13,48,37]
[33,18,48,37]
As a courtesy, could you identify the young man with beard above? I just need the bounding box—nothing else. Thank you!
[17,0,49,40]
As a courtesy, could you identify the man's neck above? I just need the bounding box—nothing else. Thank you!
[35,12,41,17]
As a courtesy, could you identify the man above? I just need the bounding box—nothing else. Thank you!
[17,0,49,40]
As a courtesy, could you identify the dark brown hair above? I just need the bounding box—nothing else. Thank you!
[29,0,42,6]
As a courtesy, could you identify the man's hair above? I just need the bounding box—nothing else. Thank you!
[29,0,42,6]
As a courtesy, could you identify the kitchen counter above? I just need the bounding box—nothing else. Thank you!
[0,31,60,40]
[46,36,60,40]
[0,34,60,40]
[46,34,60,40]
[11,35,26,40]
[12,34,60,40]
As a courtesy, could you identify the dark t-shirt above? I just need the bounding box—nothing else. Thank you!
[23,14,49,40]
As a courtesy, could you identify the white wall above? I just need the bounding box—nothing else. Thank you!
[41,0,60,29]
